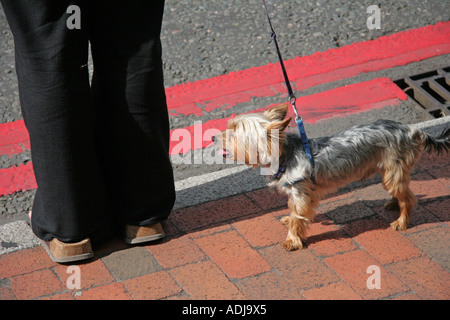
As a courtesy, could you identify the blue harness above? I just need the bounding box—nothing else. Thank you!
[273,117,316,187]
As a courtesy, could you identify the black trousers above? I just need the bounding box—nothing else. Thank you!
[1,0,175,243]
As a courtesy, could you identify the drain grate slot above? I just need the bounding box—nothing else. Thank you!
[410,70,438,81]
[421,82,446,104]
[394,67,450,119]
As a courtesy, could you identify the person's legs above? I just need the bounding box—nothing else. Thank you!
[87,0,175,228]
[1,0,111,243]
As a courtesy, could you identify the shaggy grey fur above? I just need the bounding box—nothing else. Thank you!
[276,120,449,189]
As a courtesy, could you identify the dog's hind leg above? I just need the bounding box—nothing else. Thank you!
[391,186,415,231]
[382,162,416,231]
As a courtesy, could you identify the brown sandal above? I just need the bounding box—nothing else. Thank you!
[124,223,165,245]
[29,211,94,263]
[41,237,94,263]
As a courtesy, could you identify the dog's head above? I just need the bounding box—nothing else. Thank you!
[213,103,291,168]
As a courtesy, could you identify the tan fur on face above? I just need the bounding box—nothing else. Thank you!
[215,104,291,167]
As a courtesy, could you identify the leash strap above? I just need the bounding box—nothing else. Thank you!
[262,0,315,178]
[296,117,316,183]
[262,0,295,102]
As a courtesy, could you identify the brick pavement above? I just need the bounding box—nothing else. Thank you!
[0,152,448,300]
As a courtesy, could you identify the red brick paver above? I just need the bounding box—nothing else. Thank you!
[75,282,132,300]
[307,214,359,257]
[323,250,409,299]
[389,257,450,300]
[0,247,55,279]
[147,234,206,269]
[342,216,423,264]
[235,271,304,300]
[10,269,65,300]
[170,194,261,232]
[301,281,363,300]
[169,260,244,300]
[122,271,182,300]
[260,245,340,291]
[194,230,272,279]
[232,213,287,247]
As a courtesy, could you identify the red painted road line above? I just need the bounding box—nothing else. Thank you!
[0,162,36,197]
[168,77,408,155]
[166,21,450,116]
[0,77,406,197]
[0,119,30,156]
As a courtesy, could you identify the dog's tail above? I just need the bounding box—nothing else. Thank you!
[418,126,450,155]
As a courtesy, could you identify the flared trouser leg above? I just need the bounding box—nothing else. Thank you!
[88,0,175,226]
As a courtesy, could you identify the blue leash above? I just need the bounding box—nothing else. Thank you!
[262,0,315,183]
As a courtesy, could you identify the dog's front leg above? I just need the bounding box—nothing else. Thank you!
[281,196,314,251]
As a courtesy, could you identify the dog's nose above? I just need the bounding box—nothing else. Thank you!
[212,136,216,142]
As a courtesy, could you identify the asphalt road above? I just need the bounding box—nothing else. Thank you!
[1,0,449,122]
[160,0,449,86]
[0,0,449,225]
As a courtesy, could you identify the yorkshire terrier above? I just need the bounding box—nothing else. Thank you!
[213,103,450,251]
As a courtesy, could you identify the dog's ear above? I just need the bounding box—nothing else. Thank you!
[263,103,289,122]
[266,117,291,132]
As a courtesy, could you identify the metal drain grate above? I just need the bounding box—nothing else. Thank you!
[394,67,450,118]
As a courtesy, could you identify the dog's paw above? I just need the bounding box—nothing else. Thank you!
[390,219,408,231]
[281,238,304,251]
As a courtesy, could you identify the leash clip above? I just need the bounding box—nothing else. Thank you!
[289,96,301,121]
[270,30,276,41]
